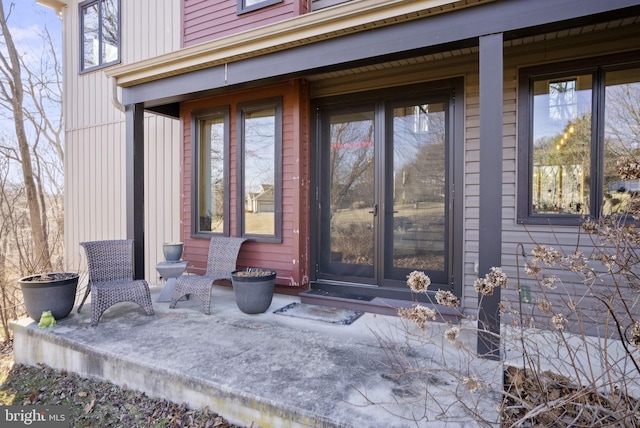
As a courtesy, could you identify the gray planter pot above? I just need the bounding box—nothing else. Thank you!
[231,269,276,314]
[163,242,184,262]
[19,273,79,321]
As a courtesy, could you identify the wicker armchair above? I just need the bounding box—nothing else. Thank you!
[170,237,246,314]
[78,240,154,326]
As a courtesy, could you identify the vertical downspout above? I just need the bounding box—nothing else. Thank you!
[125,103,145,279]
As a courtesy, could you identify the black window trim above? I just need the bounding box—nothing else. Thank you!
[236,0,282,15]
[517,51,640,226]
[192,106,231,238]
[79,0,121,74]
[236,97,283,243]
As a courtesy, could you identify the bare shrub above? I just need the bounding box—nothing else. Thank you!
[366,157,640,426]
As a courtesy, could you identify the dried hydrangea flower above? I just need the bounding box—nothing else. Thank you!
[498,302,506,314]
[624,226,640,246]
[444,326,460,344]
[537,298,552,315]
[541,275,560,290]
[581,218,599,234]
[564,251,588,273]
[531,245,562,266]
[486,267,508,287]
[474,277,495,296]
[631,321,640,351]
[474,267,508,296]
[398,304,436,330]
[524,261,541,277]
[462,376,481,393]
[406,270,431,293]
[435,290,460,307]
[600,253,617,271]
[552,313,567,331]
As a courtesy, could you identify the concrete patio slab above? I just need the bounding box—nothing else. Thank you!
[12,285,502,427]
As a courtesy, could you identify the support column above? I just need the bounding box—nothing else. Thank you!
[125,103,145,280]
[477,33,503,359]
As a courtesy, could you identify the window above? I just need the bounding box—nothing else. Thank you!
[237,99,282,241]
[518,53,640,224]
[194,108,230,236]
[237,0,282,15]
[80,0,119,72]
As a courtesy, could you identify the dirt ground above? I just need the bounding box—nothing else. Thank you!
[0,339,244,427]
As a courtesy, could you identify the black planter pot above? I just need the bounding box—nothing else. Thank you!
[231,269,276,314]
[19,273,79,322]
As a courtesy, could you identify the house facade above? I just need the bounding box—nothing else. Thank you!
[38,0,182,283]
[48,0,640,349]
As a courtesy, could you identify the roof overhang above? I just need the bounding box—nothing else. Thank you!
[36,0,67,14]
[107,0,487,88]
[109,0,640,116]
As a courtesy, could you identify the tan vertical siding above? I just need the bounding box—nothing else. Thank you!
[64,0,182,282]
[182,0,300,47]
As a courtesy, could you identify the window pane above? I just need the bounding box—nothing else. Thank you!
[392,103,446,271]
[199,117,225,233]
[101,0,119,64]
[244,108,276,235]
[603,68,640,215]
[81,0,118,71]
[245,0,264,6]
[82,4,99,69]
[532,75,592,215]
[328,110,375,268]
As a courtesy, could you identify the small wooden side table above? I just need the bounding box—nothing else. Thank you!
[156,260,188,302]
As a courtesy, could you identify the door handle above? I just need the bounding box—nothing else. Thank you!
[368,204,378,216]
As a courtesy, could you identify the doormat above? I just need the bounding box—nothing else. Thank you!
[273,302,364,325]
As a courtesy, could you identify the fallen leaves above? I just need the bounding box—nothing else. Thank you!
[1,340,244,427]
[502,365,640,427]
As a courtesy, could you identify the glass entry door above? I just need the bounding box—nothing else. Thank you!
[317,91,451,288]
[319,106,376,281]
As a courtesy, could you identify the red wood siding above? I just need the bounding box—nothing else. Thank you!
[183,0,307,47]
[180,80,311,288]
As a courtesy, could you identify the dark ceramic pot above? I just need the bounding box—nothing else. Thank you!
[231,269,276,314]
[19,273,79,321]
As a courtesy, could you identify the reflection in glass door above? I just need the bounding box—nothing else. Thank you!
[385,100,448,284]
[320,107,376,281]
[318,91,451,288]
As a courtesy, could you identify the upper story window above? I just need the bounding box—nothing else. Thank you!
[194,108,230,236]
[237,98,283,242]
[80,0,120,72]
[517,53,640,225]
[237,0,282,15]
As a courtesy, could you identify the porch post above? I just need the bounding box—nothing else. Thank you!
[477,33,503,359]
[125,103,145,280]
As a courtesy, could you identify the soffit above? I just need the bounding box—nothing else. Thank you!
[36,0,67,14]
[107,0,491,87]
[305,14,640,85]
